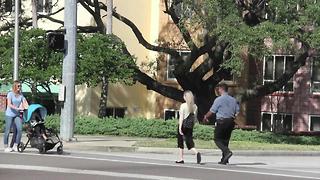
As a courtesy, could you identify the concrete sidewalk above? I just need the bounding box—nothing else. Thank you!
[1,133,320,156]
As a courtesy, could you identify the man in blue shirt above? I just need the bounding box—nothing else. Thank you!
[203,83,239,165]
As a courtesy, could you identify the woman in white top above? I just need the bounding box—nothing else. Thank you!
[176,91,201,164]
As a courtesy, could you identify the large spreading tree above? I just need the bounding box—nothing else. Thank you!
[1,0,319,119]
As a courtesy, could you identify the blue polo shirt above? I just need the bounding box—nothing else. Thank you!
[210,93,239,119]
[5,91,25,117]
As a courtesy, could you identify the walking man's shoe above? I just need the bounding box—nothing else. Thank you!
[222,151,232,164]
[218,161,228,165]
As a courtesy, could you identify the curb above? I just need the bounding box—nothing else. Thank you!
[64,145,138,152]
[63,145,320,156]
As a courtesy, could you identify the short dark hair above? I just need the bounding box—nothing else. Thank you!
[216,82,228,91]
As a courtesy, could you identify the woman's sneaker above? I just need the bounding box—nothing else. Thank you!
[4,147,13,152]
[12,145,18,152]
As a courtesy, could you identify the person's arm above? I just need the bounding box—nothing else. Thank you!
[203,98,219,123]
[235,101,240,117]
[203,111,214,123]
[6,93,20,111]
[20,97,29,110]
[194,105,199,123]
[178,105,184,135]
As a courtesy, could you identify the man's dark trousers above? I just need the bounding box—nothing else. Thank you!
[214,118,235,163]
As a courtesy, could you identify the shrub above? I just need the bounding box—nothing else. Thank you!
[1,113,320,145]
[0,111,4,132]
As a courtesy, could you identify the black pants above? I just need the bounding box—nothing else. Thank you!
[214,118,235,160]
[177,126,195,150]
[34,124,46,138]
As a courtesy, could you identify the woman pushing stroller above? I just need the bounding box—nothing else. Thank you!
[3,80,29,152]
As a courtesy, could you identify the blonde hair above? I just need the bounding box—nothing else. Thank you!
[12,80,21,94]
[183,90,195,113]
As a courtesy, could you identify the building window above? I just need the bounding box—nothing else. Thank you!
[261,112,292,132]
[263,55,294,92]
[261,113,272,131]
[311,57,320,93]
[164,109,179,120]
[310,116,320,131]
[37,0,52,14]
[105,107,126,118]
[167,50,190,80]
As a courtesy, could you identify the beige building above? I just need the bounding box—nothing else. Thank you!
[74,0,160,118]
[1,0,162,118]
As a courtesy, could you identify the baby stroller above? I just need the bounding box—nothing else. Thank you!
[18,104,63,154]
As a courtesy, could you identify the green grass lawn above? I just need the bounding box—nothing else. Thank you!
[135,138,320,151]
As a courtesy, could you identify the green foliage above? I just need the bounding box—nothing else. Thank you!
[77,33,136,87]
[0,29,63,95]
[0,111,4,132]
[18,29,63,84]
[0,29,136,90]
[183,0,320,74]
[231,129,320,145]
[39,115,320,145]
[1,113,319,145]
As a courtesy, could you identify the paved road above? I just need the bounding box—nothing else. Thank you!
[0,149,320,180]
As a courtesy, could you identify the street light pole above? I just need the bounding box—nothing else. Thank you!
[32,0,38,28]
[60,0,77,141]
[13,0,20,80]
[106,0,113,34]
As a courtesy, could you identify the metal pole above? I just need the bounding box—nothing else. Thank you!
[106,0,113,34]
[60,0,77,141]
[13,0,20,80]
[32,0,38,28]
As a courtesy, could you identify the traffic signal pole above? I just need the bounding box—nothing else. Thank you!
[60,0,77,141]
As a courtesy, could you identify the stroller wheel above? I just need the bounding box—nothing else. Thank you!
[39,146,46,154]
[18,142,25,153]
[57,146,63,155]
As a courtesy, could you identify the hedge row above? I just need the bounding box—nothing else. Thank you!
[1,112,320,145]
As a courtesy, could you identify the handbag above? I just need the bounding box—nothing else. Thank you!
[182,113,195,129]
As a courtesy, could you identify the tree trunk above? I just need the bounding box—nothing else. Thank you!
[30,83,37,103]
[98,76,109,118]
[192,83,217,124]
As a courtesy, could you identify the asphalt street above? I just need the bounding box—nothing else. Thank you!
[1,149,320,180]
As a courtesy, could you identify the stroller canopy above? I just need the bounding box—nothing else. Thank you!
[24,104,47,123]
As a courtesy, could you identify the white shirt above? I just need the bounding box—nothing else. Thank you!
[179,103,198,121]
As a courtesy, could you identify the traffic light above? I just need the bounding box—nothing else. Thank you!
[47,32,65,51]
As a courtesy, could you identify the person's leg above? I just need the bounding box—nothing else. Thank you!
[214,139,229,155]
[184,128,201,164]
[12,116,22,151]
[176,148,184,163]
[184,128,194,150]
[176,127,184,163]
[3,116,13,152]
[39,124,48,140]
[220,120,235,164]
[10,122,17,148]
[214,122,230,164]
